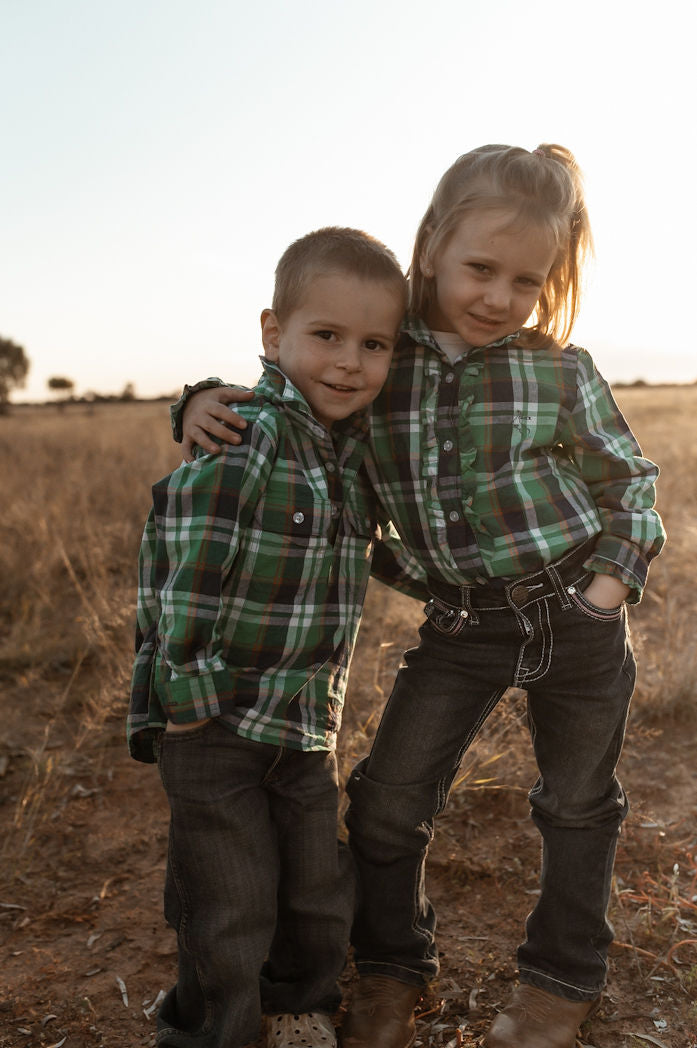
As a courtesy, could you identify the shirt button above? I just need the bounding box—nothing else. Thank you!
[292,511,305,524]
[325,461,336,472]
[445,371,455,383]
[448,510,460,522]
[442,439,454,452]
[331,505,340,518]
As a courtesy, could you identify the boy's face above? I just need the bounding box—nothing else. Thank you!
[422,207,557,347]
[261,272,402,429]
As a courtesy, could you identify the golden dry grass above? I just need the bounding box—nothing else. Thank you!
[0,387,694,844]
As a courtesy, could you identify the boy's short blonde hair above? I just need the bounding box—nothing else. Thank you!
[410,144,593,347]
[272,227,407,323]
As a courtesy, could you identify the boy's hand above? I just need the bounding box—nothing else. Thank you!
[182,387,254,461]
[583,573,630,610]
[166,717,213,732]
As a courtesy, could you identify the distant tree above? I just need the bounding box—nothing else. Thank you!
[0,336,30,414]
[120,381,136,401]
[47,376,75,398]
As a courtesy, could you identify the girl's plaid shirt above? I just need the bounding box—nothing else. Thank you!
[128,361,427,764]
[363,320,665,598]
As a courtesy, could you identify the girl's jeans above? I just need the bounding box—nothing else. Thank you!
[345,541,636,1003]
[155,720,353,1048]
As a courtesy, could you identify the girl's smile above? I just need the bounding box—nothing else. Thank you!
[422,208,557,348]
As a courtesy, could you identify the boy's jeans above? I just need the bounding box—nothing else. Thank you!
[346,541,635,1003]
[155,721,353,1048]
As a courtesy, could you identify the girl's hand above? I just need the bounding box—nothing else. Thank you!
[582,573,630,610]
[182,387,255,461]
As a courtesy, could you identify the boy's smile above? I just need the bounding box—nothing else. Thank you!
[261,272,403,429]
[422,208,557,348]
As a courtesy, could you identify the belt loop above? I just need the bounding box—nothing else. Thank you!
[454,586,475,624]
[547,563,572,609]
[460,585,478,626]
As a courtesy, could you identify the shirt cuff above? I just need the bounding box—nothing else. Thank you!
[584,538,648,604]
[156,667,235,720]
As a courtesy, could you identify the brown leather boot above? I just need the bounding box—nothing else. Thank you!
[340,975,423,1048]
[483,984,599,1048]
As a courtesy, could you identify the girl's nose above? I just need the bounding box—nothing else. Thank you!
[483,280,511,311]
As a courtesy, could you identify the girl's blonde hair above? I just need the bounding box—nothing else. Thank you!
[410,144,593,347]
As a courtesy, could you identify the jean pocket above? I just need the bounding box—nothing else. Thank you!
[567,585,624,622]
[424,596,470,636]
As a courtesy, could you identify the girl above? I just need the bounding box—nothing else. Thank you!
[173,145,665,1048]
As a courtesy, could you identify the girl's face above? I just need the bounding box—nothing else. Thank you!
[422,208,557,348]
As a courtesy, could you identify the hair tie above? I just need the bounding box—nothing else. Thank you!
[533,148,545,157]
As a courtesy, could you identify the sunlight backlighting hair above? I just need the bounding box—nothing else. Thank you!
[272,227,407,323]
[410,144,593,347]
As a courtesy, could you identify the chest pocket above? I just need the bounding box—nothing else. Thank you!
[237,490,333,603]
[252,490,332,543]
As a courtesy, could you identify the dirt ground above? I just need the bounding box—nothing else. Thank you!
[1,660,695,1048]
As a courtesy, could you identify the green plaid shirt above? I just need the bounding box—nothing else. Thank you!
[363,319,664,598]
[129,360,427,763]
[173,320,664,603]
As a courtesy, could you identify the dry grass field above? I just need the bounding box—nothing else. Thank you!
[0,388,695,1047]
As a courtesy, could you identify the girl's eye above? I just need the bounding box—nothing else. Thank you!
[468,263,489,275]
[517,277,543,289]
[315,330,336,341]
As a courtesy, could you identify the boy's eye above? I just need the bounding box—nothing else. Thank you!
[314,330,336,341]
[364,339,390,352]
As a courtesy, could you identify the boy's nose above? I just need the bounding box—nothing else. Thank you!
[336,345,362,371]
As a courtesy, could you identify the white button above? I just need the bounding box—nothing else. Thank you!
[449,510,460,522]
[331,505,340,518]
[325,461,336,472]
[292,511,305,524]
[445,372,455,383]
[443,439,454,452]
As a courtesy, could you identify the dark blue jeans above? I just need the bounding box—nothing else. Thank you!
[346,543,635,1003]
[155,720,354,1048]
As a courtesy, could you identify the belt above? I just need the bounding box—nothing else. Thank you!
[426,538,597,611]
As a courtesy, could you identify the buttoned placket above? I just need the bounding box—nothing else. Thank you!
[319,443,345,548]
[435,357,479,550]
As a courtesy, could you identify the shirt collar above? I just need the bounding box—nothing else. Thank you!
[402,316,520,356]
[257,357,371,443]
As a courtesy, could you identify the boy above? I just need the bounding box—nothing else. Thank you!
[127,228,427,1048]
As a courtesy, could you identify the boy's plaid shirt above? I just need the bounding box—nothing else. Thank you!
[363,320,665,597]
[129,361,427,764]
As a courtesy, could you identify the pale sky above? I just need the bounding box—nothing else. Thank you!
[2,0,694,403]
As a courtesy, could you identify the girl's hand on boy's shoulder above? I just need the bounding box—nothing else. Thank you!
[583,573,631,610]
[182,387,254,461]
